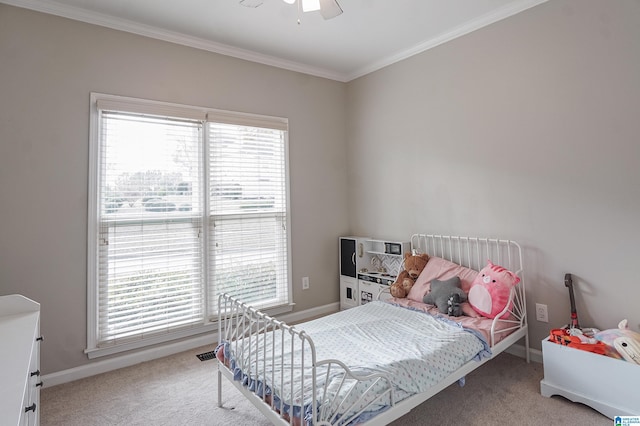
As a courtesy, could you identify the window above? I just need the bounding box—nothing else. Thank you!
[87,94,291,357]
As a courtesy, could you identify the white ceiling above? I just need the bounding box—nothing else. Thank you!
[3,0,547,82]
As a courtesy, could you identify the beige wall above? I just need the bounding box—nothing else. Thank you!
[0,5,349,373]
[346,0,640,349]
[2,0,640,376]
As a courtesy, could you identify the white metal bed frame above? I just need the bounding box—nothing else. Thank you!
[217,234,528,426]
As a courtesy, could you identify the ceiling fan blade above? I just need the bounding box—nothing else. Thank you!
[319,0,342,19]
[240,0,264,7]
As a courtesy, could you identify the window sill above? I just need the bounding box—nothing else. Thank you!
[85,303,294,359]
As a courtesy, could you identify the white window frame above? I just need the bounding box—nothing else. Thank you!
[86,93,292,358]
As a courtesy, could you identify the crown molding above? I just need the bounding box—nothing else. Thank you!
[0,0,349,82]
[2,0,547,83]
[347,0,549,81]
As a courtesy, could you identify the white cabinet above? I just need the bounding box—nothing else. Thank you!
[339,236,368,310]
[0,295,41,426]
[358,280,392,305]
[339,276,359,310]
[362,239,410,277]
[339,236,409,310]
[540,337,640,418]
[363,239,410,258]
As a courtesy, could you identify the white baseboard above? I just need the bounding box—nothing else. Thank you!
[43,303,541,388]
[506,343,543,364]
[42,302,340,388]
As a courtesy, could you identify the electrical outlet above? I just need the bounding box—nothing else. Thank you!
[302,276,309,290]
[536,303,548,323]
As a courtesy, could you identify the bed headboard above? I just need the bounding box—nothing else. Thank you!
[411,234,527,338]
[410,234,523,275]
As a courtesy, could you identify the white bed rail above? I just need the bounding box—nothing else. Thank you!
[217,293,395,426]
[410,234,528,357]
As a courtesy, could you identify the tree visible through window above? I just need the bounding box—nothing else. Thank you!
[87,94,290,355]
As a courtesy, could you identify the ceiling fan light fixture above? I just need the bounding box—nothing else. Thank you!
[301,0,321,13]
[267,0,343,20]
[240,0,264,7]
[319,0,343,19]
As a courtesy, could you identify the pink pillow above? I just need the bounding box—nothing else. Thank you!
[407,257,479,303]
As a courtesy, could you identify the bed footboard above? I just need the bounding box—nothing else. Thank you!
[217,293,395,426]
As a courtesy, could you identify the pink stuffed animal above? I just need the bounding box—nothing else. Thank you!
[468,260,520,319]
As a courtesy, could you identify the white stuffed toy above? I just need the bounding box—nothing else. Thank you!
[594,319,640,364]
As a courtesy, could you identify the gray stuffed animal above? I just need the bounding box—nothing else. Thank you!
[422,276,468,316]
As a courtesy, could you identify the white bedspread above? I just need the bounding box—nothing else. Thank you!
[221,301,489,424]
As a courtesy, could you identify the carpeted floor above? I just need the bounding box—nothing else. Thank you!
[41,347,610,426]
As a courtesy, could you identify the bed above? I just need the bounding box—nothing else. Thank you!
[215,234,529,425]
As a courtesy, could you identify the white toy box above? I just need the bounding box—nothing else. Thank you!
[540,337,640,418]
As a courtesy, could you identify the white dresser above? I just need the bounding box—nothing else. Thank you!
[0,295,41,426]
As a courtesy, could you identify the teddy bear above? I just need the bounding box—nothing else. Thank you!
[422,276,468,316]
[389,252,429,298]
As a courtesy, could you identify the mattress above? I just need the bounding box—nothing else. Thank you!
[219,300,489,424]
[389,298,518,345]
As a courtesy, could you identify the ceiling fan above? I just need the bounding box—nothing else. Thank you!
[240,0,343,20]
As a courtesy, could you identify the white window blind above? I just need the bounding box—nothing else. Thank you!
[207,123,288,313]
[88,94,290,356]
[97,112,204,347]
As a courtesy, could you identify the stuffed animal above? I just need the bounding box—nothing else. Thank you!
[468,260,520,319]
[594,319,640,364]
[389,253,429,298]
[422,276,468,316]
